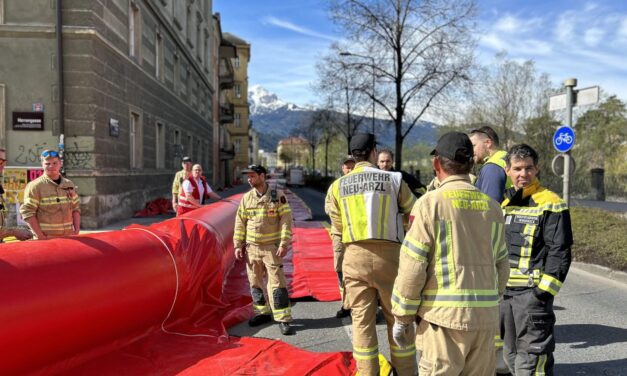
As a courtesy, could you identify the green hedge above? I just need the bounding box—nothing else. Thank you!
[570,207,627,272]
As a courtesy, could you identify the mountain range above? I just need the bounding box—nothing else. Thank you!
[248,85,438,151]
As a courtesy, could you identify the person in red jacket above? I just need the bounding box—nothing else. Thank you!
[177,164,221,216]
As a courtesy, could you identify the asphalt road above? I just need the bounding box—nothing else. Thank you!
[228,186,627,375]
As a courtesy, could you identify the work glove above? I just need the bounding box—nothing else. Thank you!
[392,321,415,348]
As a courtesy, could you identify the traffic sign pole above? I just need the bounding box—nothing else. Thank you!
[563,78,577,207]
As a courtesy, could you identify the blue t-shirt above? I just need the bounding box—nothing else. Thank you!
[476,164,506,203]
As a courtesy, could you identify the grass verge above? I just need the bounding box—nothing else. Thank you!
[570,207,627,272]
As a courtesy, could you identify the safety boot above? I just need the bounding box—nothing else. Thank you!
[248,314,272,327]
[278,322,295,335]
[335,307,351,318]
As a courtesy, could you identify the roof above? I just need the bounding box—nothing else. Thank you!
[223,32,250,46]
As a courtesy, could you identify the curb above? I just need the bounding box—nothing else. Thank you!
[571,261,627,285]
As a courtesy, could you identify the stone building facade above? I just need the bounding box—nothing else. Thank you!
[0,0,230,228]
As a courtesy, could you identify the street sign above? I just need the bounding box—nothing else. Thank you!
[553,126,575,153]
[549,93,567,111]
[551,154,576,176]
[549,85,600,111]
[576,86,599,107]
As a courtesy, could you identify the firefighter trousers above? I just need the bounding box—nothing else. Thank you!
[245,243,292,322]
[343,241,417,376]
[500,290,555,375]
[416,318,495,375]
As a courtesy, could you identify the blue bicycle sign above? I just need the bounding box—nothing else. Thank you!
[553,126,575,153]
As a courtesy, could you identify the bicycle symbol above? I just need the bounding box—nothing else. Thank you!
[555,132,573,146]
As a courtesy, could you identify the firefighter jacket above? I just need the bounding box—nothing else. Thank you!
[20,174,80,237]
[171,169,188,196]
[325,180,345,271]
[327,161,416,245]
[501,179,573,296]
[233,184,292,250]
[391,174,510,331]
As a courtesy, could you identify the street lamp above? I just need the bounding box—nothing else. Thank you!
[339,51,376,135]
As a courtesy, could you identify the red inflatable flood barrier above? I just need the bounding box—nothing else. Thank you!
[0,192,354,375]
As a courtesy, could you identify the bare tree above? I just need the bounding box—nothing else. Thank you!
[465,53,553,146]
[296,109,339,173]
[315,44,367,153]
[328,0,477,168]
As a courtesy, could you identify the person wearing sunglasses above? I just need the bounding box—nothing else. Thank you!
[0,148,32,242]
[20,150,80,240]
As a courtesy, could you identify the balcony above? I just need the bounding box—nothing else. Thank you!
[220,144,236,160]
[220,74,234,90]
[220,103,234,124]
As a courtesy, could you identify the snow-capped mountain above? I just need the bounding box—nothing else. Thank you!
[248,86,438,151]
[248,85,305,116]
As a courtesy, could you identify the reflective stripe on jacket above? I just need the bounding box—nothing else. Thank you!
[391,174,509,331]
[20,174,80,237]
[482,150,513,190]
[329,162,416,244]
[233,185,292,249]
[502,179,573,296]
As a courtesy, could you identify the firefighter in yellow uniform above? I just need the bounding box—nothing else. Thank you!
[324,155,356,319]
[234,164,295,336]
[391,132,509,375]
[20,150,81,240]
[171,156,193,214]
[327,133,417,376]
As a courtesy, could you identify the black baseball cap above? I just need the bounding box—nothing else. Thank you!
[350,133,376,154]
[430,132,473,163]
[342,155,356,164]
[182,156,192,162]
[243,164,267,174]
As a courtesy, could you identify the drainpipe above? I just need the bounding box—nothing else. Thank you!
[56,0,65,174]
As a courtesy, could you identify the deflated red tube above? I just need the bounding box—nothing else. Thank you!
[0,229,177,375]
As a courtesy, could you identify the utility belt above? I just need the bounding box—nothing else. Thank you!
[507,268,542,288]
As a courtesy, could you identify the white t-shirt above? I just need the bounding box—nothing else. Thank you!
[182,178,213,204]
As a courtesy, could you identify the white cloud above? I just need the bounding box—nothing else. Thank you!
[617,17,627,42]
[583,28,604,46]
[494,14,542,34]
[262,16,337,41]
[554,11,576,43]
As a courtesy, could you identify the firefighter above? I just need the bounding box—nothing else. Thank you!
[469,126,513,203]
[233,164,295,336]
[324,155,356,319]
[391,132,509,374]
[501,144,572,376]
[20,150,81,240]
[171,156,193,213]
[469,125,512,374]
[0,148,32,242]
[327,133,417,376]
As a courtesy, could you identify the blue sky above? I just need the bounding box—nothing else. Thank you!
[214,0,627,106]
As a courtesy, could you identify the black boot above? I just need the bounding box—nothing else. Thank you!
[335,307,351,318]
[248,314,272,327]
[278,322,295,335]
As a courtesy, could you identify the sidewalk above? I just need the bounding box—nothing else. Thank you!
[83,184,251,233]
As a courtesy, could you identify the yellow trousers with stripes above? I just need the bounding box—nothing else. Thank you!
[416,318,495,375]
[245,243,292,322]
[344,241,417,376]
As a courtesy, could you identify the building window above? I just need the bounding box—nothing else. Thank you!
[187,134,193,160]
[156,122,165,168]
[234,112,241,128]
[186,5,193,46]
[196,14,203,61]
[129,109,143,169]
[129,2,141,59]
[235,84,241,98]
[234,138,241,154]
[196,138,201,165]
[156,31,164,80]
[234,56,240,68]
[173,128,182,163]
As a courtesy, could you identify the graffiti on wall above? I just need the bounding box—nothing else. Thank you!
[13,143,49,165]
[64,141,93,169]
